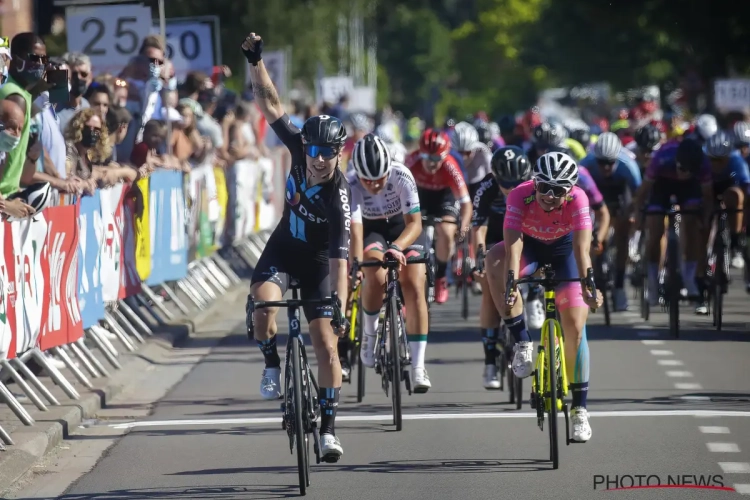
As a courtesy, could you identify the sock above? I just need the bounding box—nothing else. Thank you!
[571,382,589,408]
[505,314,530,343]
[363,308,379,338]
[614,268,625,289]
[436,260,448,280]
[407,334,428,369]
[571,325,590,408]
[731,232,740,252]
[257,336,280,368]
[481,328,499,365]
[318,387,340,435]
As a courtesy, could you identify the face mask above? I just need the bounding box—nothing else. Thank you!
[167,77,177,91]
[0,130,20,152]
[80,127,100,148]
[23,62,45,84]
[71,75,88,97]
[149,63,162,79]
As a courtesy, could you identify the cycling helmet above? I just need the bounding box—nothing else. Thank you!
[532,122,565,147]
[593,132,622,161]
[488,121,501,139]
[443,117,456,129]
[570,128,590,147]
[352,134,393,180]
[533,151,579,189]
[349,112,373,133]
[733,121,750,147]
[635,124,662,152]
[675,138,705,174]
[695,114,718,140]
[375,124,396,144]
[475,121,492,146]
[6,182,52,218]
[490,146,531,184]
[705,131,733,158]
[451,121,479,152]
[301,115,347,146]
[419,128,451,157]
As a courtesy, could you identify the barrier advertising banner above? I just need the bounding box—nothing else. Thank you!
[146,170,188,285]
[77,191,105,330]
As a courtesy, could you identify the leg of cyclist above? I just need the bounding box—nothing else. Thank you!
[434,194,459,304]
[474,219,503,389]
[675,184,707,314]
[359,239,387,368]
[486,241,534,379]
[613,211,632,311]
[724,186,745,269]
[303,271,344,460]
[645,188,669,306]
[402,243,431,391]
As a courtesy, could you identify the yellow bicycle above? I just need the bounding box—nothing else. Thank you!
[506,264,595,470]
[347,263,366,403]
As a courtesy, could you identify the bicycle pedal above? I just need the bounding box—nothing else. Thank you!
[321,454,341,464]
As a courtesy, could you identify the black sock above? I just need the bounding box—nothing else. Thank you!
[436,260,448,280]
[481,328,500,365]
[571,382,588,408]
[257,336,281,368]
[614,269,625,289]
[319,387,340,435]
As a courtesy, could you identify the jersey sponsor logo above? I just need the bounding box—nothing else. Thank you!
[286,176,301,206]
[297,203,327,224]
[523,223,569,239]
[447,164,464,189]
[507,205,523,215]
[524,195,535,205]
[339,188,351,233]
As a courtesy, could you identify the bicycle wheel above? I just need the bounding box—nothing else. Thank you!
[547,322,559,469]
[666,237,680,338]
[291,340,307,494]
[462,252,470,319]
[388,293,403,431]
[714,239,725,332]
[355,306,366,403]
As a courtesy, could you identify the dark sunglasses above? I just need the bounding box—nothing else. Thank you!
[148,57,164,65]
[596,159,616,167]
[534,179,569,198]
[305,144,339,159]
[420,153,443,163]
[27,54,48,65]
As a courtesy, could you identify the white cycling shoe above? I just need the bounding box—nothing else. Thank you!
[571,407,592,442]
[320,433,343,462]
[412,367,432,393]
[260,367,281,400]
[483,364,501,389]
[525,298,545,330]
[360,335,377,368]
[512,341,534,379]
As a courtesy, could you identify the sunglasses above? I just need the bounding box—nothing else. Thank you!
[27,54,48,65]
[596,159,616,167]
[149,57,164,65]
[361,176,387,186]
[420,153,443,163]
[114,78,128,88]
[534,180,569,198]
[305,144,339,159]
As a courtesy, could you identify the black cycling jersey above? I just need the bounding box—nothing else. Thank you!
[471,173,507,226]
[272,114,351,260]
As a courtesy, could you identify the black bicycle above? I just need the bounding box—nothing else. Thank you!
[360,253,431,430]
[246,284,346,495]
[706,197,743,331]
[592,228,614,326]
[642,197,702,338]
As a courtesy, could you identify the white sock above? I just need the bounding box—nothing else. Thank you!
[363,310,379,338]
[408,335,427,369]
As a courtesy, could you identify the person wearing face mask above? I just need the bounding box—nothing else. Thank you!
[0,99,36,218]
[56,52,92,136]
[63,108,112,192]
[32,57,67,179]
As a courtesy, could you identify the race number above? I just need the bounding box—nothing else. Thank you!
[152,21,215,80]
[66,5,153,76]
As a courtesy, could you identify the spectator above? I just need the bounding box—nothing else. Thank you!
[105,105,132,163]
[63,108,110,188]
[58,52,92,134]
[177,102,207,161]
[0,99,35,218]
[130,119,167,170]
[111,77,128,107]
[84,83,110,121]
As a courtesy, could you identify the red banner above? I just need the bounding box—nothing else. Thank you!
[39,205,84,351]
[0,221,17,360]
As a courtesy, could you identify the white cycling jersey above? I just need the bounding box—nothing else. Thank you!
[464,141,492,185]
[388,142,408,164]
[350,162,421,223]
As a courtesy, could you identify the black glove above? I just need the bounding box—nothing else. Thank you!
[241,35,264,66]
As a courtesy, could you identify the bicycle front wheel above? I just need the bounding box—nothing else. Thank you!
[547,322,559,469]
[389,293,403,431]
[291,340,308,494]
[462,253,470,319]
[355,306,366,403]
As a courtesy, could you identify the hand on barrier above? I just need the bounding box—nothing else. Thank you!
[0,197,35,219]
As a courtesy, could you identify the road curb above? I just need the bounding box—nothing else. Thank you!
[0,283,248,491]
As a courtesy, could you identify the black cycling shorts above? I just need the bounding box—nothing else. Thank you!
[485,213,505,247]
[713,179,737,198]
[418,187,459,219]
[646,178,702,211]
[599,184,632,217]
[468,180,482,201]
[363,216,428,259]
[251,229,333,321]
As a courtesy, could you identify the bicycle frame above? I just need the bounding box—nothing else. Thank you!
[535,289,569,416]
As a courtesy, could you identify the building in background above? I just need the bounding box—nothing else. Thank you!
[0,0,34,37]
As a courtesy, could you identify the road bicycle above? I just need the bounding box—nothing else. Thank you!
[345,263,366,403]
[506,265,596,470]
[246,284,346,495]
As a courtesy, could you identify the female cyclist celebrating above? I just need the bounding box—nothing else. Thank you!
[485,151,602,443]
[349,134,432,392]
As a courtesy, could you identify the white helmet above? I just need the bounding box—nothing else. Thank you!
[593,132,622,161]
[733,121,750,146]
[375,124,396,144]
[533,151,578,189]
[388,142,407,164]
[352,133,392,180]
[451,121,479,152]
[696,114,718,140]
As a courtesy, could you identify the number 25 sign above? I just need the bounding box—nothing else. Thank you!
[66,4,154,76]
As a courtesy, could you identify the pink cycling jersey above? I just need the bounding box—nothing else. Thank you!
[504,180,592,242]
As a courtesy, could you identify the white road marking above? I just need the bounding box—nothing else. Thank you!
[734,484,750,495]
[675,382,703,390]
[700,426,730,434]
[719,463,750,473]
[658,359,684,366]
[650,350,674,356]
[108,410,750,429]
[641,339,665,345]
[683,396,711,402]
[707,443,741,453]
[667,371,694,378]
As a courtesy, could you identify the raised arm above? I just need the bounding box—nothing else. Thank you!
[241,33,285,123]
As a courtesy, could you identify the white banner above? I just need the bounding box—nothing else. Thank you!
[349,86,376,114]
[714,79,750,112]
[16,217,48,355]
[0,221,11,361]
[318,76,353,104]
[152,20,215,81]
[233,160,258,241]
[99,185,124,302]
[66,4,153,76]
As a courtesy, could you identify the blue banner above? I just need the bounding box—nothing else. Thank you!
[146,170,188,285]
[77,192,105,329]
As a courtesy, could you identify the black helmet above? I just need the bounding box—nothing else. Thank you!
[443,117,456,129]
[475,121,492,146]
[301,115,347,146]
[533,122,565,148]
[570,128,590,147]
[675,138,705,174]
[498,115,516,136]
[491,146,531,185]
[635,124,662,152]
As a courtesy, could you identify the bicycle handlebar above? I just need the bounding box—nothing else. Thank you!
[247,292,347,331]
[504,267,596,306]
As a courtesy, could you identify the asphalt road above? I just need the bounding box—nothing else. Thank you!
[10,271,750,499]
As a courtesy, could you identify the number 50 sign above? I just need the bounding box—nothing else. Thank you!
[66,4,154,76]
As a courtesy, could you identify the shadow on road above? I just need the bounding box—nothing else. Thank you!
[14,484,299,500]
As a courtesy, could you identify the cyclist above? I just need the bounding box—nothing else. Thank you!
[632,138,713,313]
[407,129,473,304]
[705,131,749,270]
[690,114,718,144]
[579,132,642,311]
[527,122,569,166]
[242,32,349,461]
[570,126,592,151]
[485,151,602,442]
[735,121,750,162]
[475,120,501,152]
[634,123,665,172]
[347,134,432,391]
[375,123,408,164]
[452,121,492,198]
[472,146,534,388]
